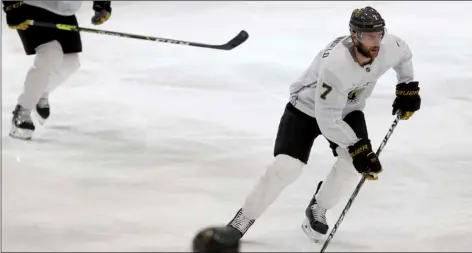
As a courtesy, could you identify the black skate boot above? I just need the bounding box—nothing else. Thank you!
[226,208,255,240]
[35,96,50,125]
[301,181,329,243]
[10,105,35,140]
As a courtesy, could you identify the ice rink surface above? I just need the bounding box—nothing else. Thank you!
[2,1,472,251]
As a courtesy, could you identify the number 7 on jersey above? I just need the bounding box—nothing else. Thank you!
[320,83,333,100]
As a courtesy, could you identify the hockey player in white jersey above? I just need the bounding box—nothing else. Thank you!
[2,1,112,140]
[226,6,421,241]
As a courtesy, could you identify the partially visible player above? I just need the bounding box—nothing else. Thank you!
[2,1,112,140]
[225,6,421,241]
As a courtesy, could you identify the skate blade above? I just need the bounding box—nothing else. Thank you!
[9,126,33,140]
[301,218,325,244]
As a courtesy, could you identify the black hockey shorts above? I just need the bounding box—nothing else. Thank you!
[273,102,368,164]
[17,5,82,55]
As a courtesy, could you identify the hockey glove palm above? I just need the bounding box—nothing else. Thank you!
[3,1,30,30]
[392,81,421,120]
[348,139,382,180]
[91,1,111,25]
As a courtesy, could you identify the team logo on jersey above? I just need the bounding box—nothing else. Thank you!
[347,87,365,103]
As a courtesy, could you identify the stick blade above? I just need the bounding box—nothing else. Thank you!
[217,30,249,50]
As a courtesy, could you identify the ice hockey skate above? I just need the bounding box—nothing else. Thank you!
[301,182,328,243]
[226,208,255,239]
[35,96,50,125]
[9,105,35,140]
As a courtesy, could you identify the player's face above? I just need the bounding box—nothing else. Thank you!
[359,31,383,58]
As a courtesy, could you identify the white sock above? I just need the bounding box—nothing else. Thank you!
[317,147,360,209]
[43,52,80,96]
[242,154,304,219]
[17,40,64,110]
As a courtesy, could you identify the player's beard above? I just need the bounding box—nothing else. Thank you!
[367,45,380,58]
[357,42,380,59]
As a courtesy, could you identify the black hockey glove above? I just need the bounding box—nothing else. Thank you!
[2,1,30,30]
[392,81,421,120]
[348,138,382,180]
[91,1,111,25]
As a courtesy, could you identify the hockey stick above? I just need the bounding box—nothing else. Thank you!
[320,111,402,253]
[28,20,249,51]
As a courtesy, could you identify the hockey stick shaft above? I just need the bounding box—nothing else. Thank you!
[28,20,249,50]
[320,112,402,252]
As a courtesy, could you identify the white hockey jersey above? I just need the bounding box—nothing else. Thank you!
[289,33,414,148]
[24,1,83,16]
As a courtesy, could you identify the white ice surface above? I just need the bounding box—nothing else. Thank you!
[2,1,472,252]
